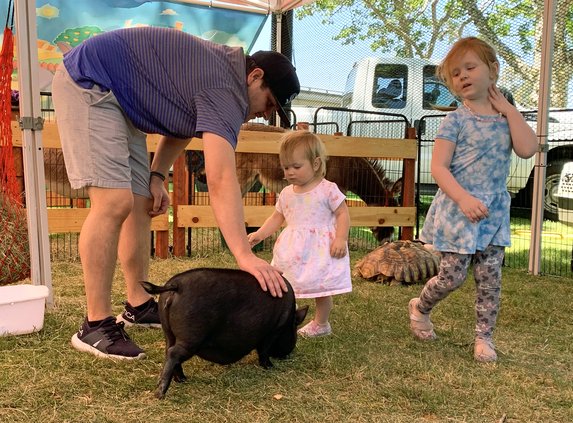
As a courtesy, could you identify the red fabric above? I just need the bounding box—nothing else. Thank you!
[0,26,18,204]
[0,24,30,285]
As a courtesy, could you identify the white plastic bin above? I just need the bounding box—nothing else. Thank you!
[0,285,50,336]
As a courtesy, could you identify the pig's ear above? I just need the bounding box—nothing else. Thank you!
[295,305,309,326]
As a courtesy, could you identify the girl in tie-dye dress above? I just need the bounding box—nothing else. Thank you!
[248,130,351,338]
[408,37,537,362]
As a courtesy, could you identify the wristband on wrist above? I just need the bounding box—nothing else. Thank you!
[150,171,166,181]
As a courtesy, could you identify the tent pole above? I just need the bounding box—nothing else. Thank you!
[276,12,282,53]
[14,0,52,303]
[528,0,556,275]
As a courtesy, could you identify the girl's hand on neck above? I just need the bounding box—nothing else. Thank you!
[487,85,515,117]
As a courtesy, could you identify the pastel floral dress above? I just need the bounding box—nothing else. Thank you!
[420,106,512,254]
[272,179,352,298]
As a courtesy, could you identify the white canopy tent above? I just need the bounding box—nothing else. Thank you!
[14,1,556,306]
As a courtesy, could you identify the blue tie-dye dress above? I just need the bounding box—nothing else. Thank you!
[420,106,512,254]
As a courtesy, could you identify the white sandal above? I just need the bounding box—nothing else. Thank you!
[408,298,437,340]
[297,320,332,338]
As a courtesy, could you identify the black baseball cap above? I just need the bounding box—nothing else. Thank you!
[251,51,300,127]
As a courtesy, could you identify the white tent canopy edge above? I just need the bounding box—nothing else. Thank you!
[173,0,314,14]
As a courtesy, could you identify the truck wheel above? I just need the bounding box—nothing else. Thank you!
[513,159,565,221]
[543,160,566,221]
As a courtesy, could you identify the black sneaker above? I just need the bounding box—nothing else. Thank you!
[116,298,161,328]
[71,317,146,360]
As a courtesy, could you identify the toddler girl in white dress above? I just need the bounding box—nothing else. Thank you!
[248,130,352,337]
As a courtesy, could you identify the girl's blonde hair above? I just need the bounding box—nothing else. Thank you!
[279,130,327,177]
[437,37,499,94]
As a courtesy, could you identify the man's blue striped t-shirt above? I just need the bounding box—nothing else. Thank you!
[63,27,248,148]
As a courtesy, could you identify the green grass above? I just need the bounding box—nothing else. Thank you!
[1,253,572,422]
[505,215,573,274]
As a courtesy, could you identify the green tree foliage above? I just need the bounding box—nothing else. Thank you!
[299,0,573,108]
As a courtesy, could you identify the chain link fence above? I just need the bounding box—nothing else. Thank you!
[278,1,573,277]
[33,2,573,277]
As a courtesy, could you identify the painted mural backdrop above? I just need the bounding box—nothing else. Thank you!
[0,0,267,91]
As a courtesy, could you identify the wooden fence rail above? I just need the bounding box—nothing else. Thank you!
[12,121,417,259]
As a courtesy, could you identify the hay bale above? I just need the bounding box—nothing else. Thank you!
[0,192,30,285]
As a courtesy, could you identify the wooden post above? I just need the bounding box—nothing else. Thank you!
[12,112,25,204]
[13,146,25,203]
[172,153,187,256]
[401,127,417,240]
[154,173,170,259]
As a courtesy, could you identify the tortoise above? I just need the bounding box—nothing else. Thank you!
[353,240,441,285]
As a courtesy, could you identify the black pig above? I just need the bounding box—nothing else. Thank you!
[142,268,308,399]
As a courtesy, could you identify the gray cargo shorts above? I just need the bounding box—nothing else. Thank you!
[51,64,151,198]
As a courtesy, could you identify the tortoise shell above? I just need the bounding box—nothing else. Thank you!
[353,240,441,285]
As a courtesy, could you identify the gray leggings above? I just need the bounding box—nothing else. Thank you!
[417,245,505,340]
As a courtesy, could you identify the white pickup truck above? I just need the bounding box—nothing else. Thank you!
[291,57,573,221]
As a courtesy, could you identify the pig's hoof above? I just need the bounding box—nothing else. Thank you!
[174,374,187,383]
[259,358,274,369]
[155,390,165,400]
